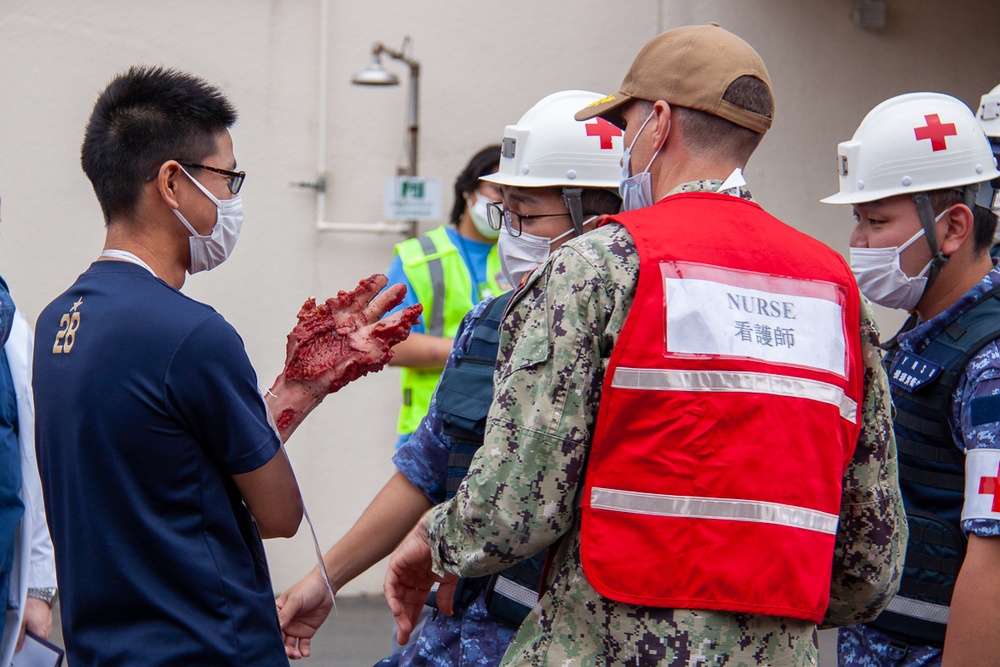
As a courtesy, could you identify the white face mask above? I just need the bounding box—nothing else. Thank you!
[620,111,668,212]
[467,191,500,240]
[173,166,244,274]
[849,207,950,311]
[496,216,596,287]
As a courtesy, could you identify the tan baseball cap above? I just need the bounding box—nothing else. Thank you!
[575,23,773,134]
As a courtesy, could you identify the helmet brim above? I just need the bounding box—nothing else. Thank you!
[575,93,631,126]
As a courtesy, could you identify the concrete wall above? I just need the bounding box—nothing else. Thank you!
[1,0,997,597]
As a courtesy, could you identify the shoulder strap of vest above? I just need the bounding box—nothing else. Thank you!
[891,285,1000,467]
[395,226,457,266]
[466,291,513,361]
[933,283,1000,392]
[441,291,514,499]
[396,227,459,337]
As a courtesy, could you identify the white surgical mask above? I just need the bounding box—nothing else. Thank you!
[173,166,244,274]
[497,217,595,287]
[620,112,668,212]
[849,208,950,311]
[467,191,500,240]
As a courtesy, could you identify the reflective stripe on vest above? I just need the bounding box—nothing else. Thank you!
[612,368,858,423]
[417,234,446,336]
[884,594,950,625]
[590,488,840,535]
[492,575,539,609]
[582,192,864,623]
[394,226,503,435]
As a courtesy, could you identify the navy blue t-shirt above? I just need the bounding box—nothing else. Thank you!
[33,261,285,667]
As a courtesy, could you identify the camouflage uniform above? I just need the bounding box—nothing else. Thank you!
[838,265,1000,666]
[425,181,906,667]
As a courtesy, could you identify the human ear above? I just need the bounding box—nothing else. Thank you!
[156,161,184,210]
[651,100,672,146]
[939,204,974,256]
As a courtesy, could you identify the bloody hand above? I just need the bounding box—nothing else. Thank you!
[283,274,421,395]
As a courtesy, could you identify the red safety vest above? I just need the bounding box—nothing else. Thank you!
[581,192,863,623]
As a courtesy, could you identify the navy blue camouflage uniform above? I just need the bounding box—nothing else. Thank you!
[839,265,1000,666]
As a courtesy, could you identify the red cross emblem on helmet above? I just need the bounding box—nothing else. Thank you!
[585,118,623,150]
[914,114,958,152]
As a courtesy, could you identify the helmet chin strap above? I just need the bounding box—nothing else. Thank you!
[911,191,949,289]
[963,182,980,210]
[562,187,586,236]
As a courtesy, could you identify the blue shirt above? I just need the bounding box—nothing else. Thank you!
[392,297,518,667]
[385,226,496,334]
[33,261,286,667]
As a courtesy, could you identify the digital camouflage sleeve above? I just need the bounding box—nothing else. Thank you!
[821,297,906,628]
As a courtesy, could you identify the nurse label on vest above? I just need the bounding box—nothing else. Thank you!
[663,264,847,376]
[888,351,943,391]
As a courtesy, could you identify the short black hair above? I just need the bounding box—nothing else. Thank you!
[580,188,622,217]
[973,205,999,253]
[80,66,237,224]
[450,145,501,225]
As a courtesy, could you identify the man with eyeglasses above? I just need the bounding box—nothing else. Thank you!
[31,66,417,667]
[385,25,905,666]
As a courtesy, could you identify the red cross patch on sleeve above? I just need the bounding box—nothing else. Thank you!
[963,448,1000,521]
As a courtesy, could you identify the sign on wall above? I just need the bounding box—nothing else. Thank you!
[383,177,442,221]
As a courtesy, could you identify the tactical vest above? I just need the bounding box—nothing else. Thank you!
[395,226,504,435]
[870,282,1000,647]
[434,291,544,626]
[582,192,864,623]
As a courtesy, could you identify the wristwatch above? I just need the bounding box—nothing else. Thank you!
[27,587,57,607]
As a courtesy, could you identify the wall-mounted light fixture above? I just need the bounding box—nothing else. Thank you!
[352,38,421,238]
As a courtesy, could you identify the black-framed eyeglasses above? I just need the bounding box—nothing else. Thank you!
[486,202,569,237]
[178,162,246,194]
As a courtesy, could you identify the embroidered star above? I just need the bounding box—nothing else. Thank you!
[70,297,83,312]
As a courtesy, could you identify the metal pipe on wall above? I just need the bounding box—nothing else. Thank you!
[309,0,411,235]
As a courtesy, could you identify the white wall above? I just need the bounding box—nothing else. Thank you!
[1,0,997,597]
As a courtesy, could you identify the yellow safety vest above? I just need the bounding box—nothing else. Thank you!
[394,225,504,435]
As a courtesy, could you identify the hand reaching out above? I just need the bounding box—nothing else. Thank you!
[384,519,459,646]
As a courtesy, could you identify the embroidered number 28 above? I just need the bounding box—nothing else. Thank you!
[53,312,81,354]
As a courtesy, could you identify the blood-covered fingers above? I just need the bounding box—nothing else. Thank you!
[369,304,422,347]
[361,282,408,323]
[339,274,389,318]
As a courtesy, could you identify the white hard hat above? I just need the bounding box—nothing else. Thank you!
[979,84,1000,139]
[481,90,623,190]
[822,92,1000,205]
[976,85,1000,212]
